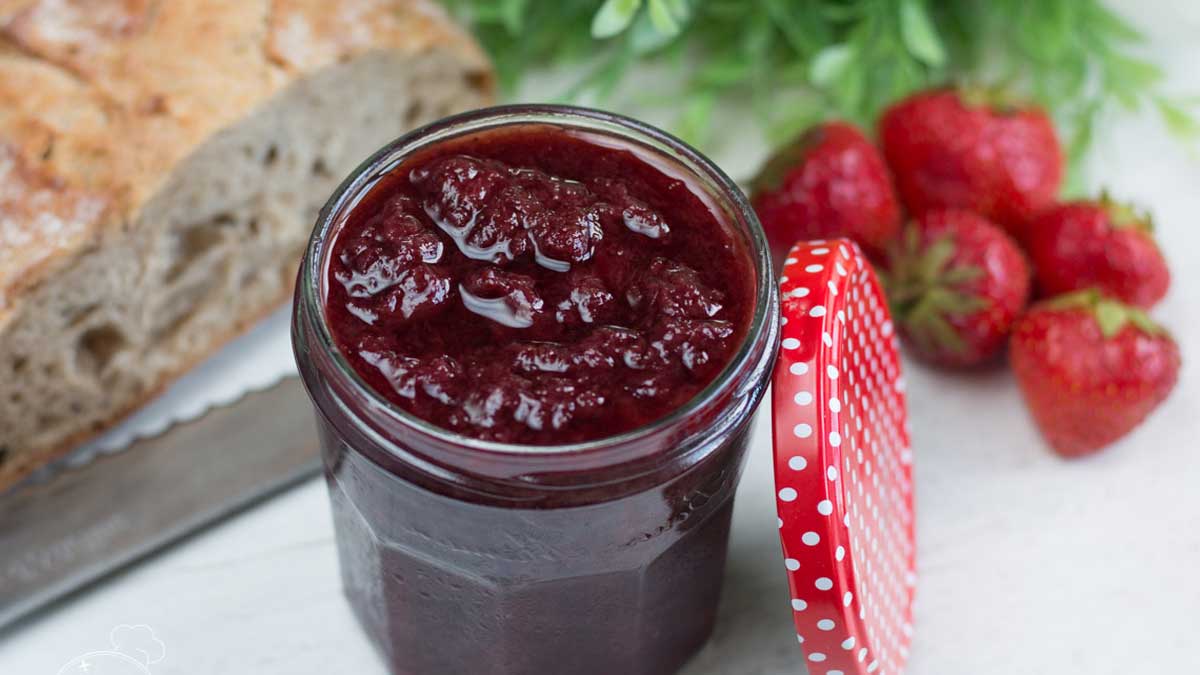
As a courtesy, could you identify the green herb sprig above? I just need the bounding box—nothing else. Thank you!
[443,0,1196,182]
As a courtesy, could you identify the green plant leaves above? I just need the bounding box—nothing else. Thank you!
[1084,1,1145,42]
[1156,96,1200,138]
[647,0,689,36]
[497,0,529,34]
[593,0,691,43]
[899,0,945,67]
[592,0,642,38]
[809,44,855,87]
[445,0,1194,168]
[676,90,717,146]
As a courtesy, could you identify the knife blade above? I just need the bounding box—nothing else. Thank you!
[0,376,320,629]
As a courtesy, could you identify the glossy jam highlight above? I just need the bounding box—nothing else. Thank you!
[325,126,753,444]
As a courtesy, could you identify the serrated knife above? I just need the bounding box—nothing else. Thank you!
[0,376,320,629]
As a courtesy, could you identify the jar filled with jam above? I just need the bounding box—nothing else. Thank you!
[293,105,780,675]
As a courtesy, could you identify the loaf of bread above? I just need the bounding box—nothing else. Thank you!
[0,0,493,490]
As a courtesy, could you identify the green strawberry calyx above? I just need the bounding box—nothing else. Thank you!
[1098,189,1154,234]
[882,224,988,356]
[957,82,1028,116]
[1040,289,1165,338]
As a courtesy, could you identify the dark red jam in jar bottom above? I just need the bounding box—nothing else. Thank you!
[293,106,779,675]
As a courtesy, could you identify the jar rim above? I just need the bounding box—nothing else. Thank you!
[297,103,779,460]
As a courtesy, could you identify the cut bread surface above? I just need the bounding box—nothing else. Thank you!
[0,0,493,490]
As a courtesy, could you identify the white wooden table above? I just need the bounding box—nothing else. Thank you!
[2,3,1198,673]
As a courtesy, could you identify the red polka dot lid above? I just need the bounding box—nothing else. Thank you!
[771,239,915,675]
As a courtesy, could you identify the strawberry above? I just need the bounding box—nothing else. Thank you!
[1028,194,1170,308]
[879,88,1063,242]
[884,209,1030,367]
[1010,290,1180,457]
[751,121,900,266]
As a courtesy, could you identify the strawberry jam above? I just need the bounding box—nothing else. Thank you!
[295,107,778,675]
[324,126,753,444]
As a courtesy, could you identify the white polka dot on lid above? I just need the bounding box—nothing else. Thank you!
[805,264,824,273]
[779,488,798,502]
[785,558,801,571]
[817,619,836,631]
[782,337,801,350]
[770,240,914,675]
[809,653,827,662]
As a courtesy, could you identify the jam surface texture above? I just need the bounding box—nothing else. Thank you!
[326,126,752,444]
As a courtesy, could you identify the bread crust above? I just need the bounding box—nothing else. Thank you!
[0,0,490,314]
[0,262,296,490]
[0,0,494,491]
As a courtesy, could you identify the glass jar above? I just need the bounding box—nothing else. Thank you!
[292,105,780,675]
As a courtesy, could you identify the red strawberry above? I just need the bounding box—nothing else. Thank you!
[884,209,1030,367]
[751,121,900,266]
[879,88,1063,242]
[1010,290,1180,457]
[1028,195,1170,308]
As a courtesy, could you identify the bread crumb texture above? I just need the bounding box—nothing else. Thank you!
[0,0,493,488]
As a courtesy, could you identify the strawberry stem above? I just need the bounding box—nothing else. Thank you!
[1098,189,1154,233]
